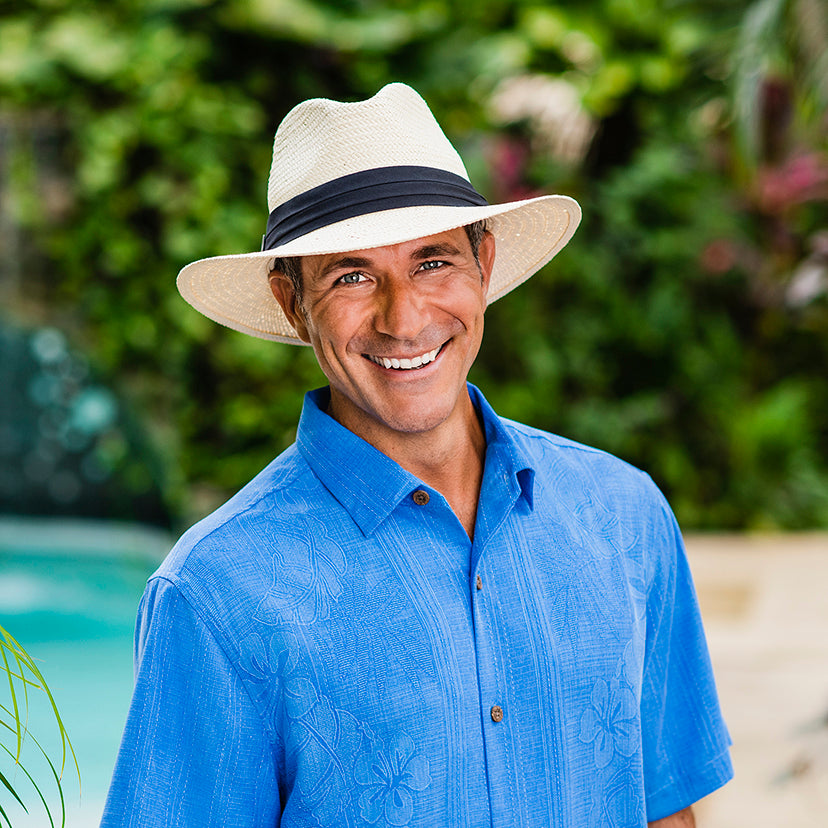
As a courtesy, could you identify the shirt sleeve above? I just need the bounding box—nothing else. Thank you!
[641,495,733,821]
[100,576,282,827]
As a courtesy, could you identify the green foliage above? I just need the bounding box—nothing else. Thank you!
[0,625,78,827]
[0,0,826,530]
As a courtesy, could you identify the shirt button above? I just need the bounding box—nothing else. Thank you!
[412,489,430,506]
[490,705,504,723]
[476,574,483,590]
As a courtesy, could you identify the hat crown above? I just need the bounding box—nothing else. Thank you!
[266,83,470,212]
[178,82,581,344]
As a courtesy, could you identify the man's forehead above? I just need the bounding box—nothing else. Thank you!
[302,227,472,274]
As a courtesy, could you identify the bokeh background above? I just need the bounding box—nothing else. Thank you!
[1,0,826,825]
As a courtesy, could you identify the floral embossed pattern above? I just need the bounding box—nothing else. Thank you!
[355,732,431,826]
[588,768,641,828]
[241,632,373,823]
[578,641,644,824]
[255,516,347,626]
[239,631,433,826]
[578,678,637,768]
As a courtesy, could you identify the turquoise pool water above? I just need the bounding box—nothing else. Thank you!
[0,518,170,827]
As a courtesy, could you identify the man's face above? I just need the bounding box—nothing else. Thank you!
[270,227,495,447]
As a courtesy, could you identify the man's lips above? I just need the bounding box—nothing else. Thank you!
[364,344,443,371]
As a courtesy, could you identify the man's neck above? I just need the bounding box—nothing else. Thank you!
[330,390,486,540]
[394,405,486,540]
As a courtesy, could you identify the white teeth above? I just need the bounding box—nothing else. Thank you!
[369,346,440,370]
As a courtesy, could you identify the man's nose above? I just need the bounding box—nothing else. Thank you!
[373,278,428,340]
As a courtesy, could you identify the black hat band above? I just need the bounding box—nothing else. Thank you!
[262,165,488,252]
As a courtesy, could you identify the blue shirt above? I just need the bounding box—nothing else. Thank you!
[102,384,732,827]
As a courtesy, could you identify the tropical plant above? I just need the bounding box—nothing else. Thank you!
[0,624,77,827]
[0,0,826,530]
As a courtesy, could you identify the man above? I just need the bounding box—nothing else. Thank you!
[102,83,732,827]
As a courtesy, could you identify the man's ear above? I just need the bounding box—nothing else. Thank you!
[478,231,496,304]
[269,272,310,343]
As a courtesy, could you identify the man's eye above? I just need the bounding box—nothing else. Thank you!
[338,272,367,285]
[420,260,446,271]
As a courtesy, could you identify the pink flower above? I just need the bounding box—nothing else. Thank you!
[757,153,828,213]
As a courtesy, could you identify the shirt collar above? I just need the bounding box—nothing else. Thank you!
[468,383,535,511]
[296,384,535,537]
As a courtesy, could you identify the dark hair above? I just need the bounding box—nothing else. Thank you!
[463,219,489,263]
[270,219,490,305]
[269,255,305,303]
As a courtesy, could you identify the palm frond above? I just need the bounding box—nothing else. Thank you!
[792,0,828,120]
[0,625,77,826]
[733,0,790,164]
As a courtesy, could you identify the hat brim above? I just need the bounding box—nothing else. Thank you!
[176,194,581,344]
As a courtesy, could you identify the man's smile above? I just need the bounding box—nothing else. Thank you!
[364,343,444,371]
[274,226,495,442]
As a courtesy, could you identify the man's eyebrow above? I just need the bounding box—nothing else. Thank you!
[314,244,463,280]
[411,243,463,259]
[317,256,373,278]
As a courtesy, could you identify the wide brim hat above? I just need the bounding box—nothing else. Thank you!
[177,82,582,344]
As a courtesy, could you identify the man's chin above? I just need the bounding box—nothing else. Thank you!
[332,396,453,442]
[364,403,452,438]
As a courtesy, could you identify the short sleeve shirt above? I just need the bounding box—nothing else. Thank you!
[101,384,732,827]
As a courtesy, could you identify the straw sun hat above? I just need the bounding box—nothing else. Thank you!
[176,82,582,345]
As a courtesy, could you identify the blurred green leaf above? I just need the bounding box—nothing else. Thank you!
[0,0,825,531]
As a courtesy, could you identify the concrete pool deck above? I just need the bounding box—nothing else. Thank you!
[687,533,828,827]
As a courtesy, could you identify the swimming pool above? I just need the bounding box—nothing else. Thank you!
[0,517,170,827]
